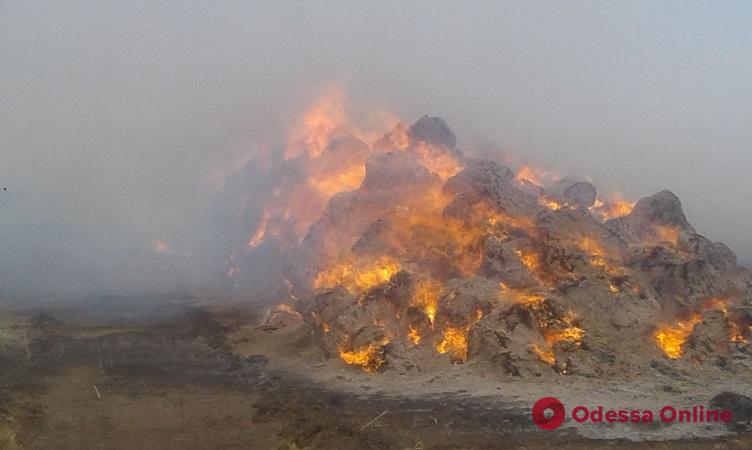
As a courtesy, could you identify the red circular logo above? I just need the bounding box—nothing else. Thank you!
[532,396,566,430]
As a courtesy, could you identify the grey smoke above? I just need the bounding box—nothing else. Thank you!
[1,1,750,297]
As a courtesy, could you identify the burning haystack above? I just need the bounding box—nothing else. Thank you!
[223,92,752,377]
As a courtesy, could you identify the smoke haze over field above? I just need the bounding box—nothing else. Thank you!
[1,1,751,297]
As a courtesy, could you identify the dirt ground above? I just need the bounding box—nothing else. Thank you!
[2,298,752,449]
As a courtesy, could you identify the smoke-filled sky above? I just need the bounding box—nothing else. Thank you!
[2,1,751,297]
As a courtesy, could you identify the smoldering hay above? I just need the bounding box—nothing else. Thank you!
[221,95,752,376]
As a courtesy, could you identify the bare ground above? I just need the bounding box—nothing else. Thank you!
[2,299,752,449]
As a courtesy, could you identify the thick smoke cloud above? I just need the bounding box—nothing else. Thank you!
[1,1,751,298]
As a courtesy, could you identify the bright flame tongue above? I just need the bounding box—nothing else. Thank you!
[313,256,401,295]
[654,314,701,359]
[590,194,635,220]
[436,326,469,362]
[285,88,346,160]
[338,337,390,372]
[413,279,441,325]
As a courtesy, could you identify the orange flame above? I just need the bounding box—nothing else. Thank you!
[285,88,346,160]
[436,326,469,362]
[532,344,556,365]
[412,141,464,180]
[308,164,366,199]
[590,194,635,221]
[408,325,421,345]
[313,256,401,294]
[654,314,701,359]
[516,249,540,274]
[248,209,270,247]
[413,279,442,325]
[653,225,680,245]
[515,165,556,187]
[545,326,585,346]
[338,336,390,372]
[539,197,563,211]
[577,237,623,276]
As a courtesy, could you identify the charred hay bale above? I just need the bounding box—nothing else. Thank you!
[403,306,431,329]
[435,280,495,327]
[728,306,752,331]
[467,310,552,377]
[685,309,732,357]
[554,352,602,377]
[442,159,514,196]
[683,234,738,271]
[630,190,694,230]
[628,244,740,315]
[373,122,410,152]
[351,219,403,257]
[307,287,401,358]
[608,190,695,244]
[263,305,303,330]
[408,115,458,151]
[303,287,358,336]
[500,304,538,330]
[436,293,487,328]
[536,207,626,254]
[362,270,415,312]
[350,324,387,349]
[524,297,571,330]
[360,151,441,199]
[547,179,597,210]
[480,237,539,288]
[442,161,539,219]
[467,311,510,362]
[710,392,752,424]
[339,324,390,372]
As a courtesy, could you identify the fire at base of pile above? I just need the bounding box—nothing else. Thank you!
[285,280,752,377]
[296,281,593,376]
[228,101,752,377]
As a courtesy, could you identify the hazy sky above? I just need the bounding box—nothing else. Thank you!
[2,1,751,296]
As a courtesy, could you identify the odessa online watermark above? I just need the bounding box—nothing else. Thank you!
[532,396,733,430]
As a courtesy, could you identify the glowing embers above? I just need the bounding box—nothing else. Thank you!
[338,336,390,372]
[436,326,469,363]
[526,298,586,365]
[515,249,540,274]
[407,325,422,345]
[539,197,563,211]
[654,314,701,359]
[500,283,546,307]
[532,345,556,365]
[702,298,750,344]
[730,323,749,344]
[545,326,585,346]
[653,225,680,245]
[247,208,271,247]
[577,237,623,276]
[313,256,401,294]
